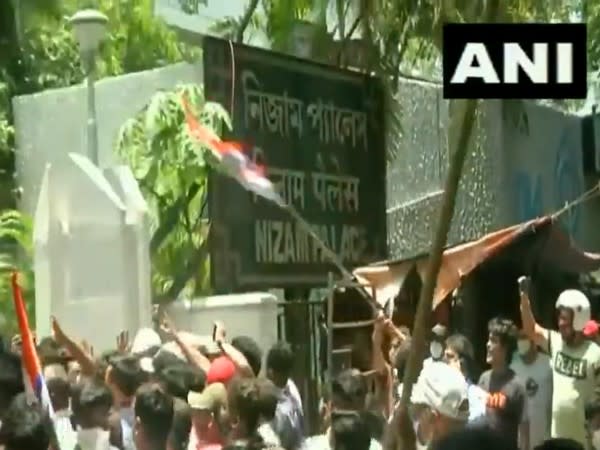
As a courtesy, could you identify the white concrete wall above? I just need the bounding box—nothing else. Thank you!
[13,62,203,215]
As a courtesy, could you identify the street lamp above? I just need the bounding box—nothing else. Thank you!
[69,9,108,166]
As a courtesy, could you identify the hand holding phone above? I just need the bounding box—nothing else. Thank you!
[213,321,226,343]
[518,276,531,295]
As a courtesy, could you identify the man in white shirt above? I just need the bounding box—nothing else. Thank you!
[510,331,552,449]
[519,276,600,447]
[411,361,469,449]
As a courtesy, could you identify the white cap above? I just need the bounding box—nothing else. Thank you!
[131,328,161,355]
[410,362,469,421]
[139,356,155,374]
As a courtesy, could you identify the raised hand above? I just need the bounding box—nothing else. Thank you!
[81,339,94,358]
[213,320,226,343]
[51,316,67,345]
[160,313,177,339]
[116,331,130,354]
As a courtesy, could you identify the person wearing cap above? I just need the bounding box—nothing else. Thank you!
[410,360,469,449]
[424,324,447,367]
[206,356,237,386]
[519,276,600,448]
[478,317,527,450]
[188,383,229,450]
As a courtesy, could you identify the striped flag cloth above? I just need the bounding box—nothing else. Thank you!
[10,272,54,417]
[182,96,286,208]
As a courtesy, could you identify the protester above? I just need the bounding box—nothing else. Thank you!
[0,392,57,450]
[519,276,600,447]
[443,333,487,423]
[207,357,238,386]
[432,425,519,450]
[44,363,76,450]
[105,355,147,450]
[188,382,229,449]
[6,283,596,450]
[329,412,371,450]
[511,330,553,449]
[266,342,305,450]
[71,379,117,450]
[170,399,193,450]
[410,360,469,449]
[479,317,528,450]
[254,377,283,447]
[302,369,381,450]
[227,376,274,448]
[133,383,174,450]
[230,337,263,377]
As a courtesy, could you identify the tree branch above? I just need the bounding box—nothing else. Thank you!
[396,0,500,448]
[157,234,210,303]
[149,182,201,255]
[336,15,361,66]
[235,0,260,43]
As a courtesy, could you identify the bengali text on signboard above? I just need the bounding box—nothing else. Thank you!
[203,37,387,291]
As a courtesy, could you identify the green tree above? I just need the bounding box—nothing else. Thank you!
[115,83,230,302]
[0,0,195,326]
[0,210,34,335]
[0,0,192,180]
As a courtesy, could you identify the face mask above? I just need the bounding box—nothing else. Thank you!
[76,427,110,450]
[517,339,531,356]
[120,406,135,428]
[430,341,443,360]
[593,430,600,450]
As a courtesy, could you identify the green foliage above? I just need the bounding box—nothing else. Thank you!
[0,210,34,335]
[115,83,231,301]
[0,0,196,327]
[0,0,194,172]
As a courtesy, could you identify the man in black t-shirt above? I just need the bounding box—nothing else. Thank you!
[479,317,529,450]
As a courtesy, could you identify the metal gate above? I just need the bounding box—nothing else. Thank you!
[276,292,326,433]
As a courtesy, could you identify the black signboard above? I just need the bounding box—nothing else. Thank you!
[203,37,387,291]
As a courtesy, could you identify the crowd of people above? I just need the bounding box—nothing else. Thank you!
[1,275,600,450]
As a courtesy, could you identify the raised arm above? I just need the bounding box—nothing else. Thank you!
[214,321,254,377]
[518,276,549,351]
[161,317,211,373]
[51,316,97,377]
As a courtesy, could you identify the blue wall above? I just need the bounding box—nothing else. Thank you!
[386,84,587,260]
[504,103,584,242]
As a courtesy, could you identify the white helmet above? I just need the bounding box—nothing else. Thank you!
[410,361,469,421]
[555,289,591,331]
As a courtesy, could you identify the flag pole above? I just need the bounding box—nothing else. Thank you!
[283,204,381,311]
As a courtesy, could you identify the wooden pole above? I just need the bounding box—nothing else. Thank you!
[395,4,500,449]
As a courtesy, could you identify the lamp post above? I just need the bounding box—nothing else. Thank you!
[69,9,108,166]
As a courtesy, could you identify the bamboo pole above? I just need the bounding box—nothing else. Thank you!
[395,3,500,449]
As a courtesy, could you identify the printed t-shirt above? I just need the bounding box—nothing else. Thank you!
[478,368,527,449]
[547,330,600,448]
[510,352,552,448]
